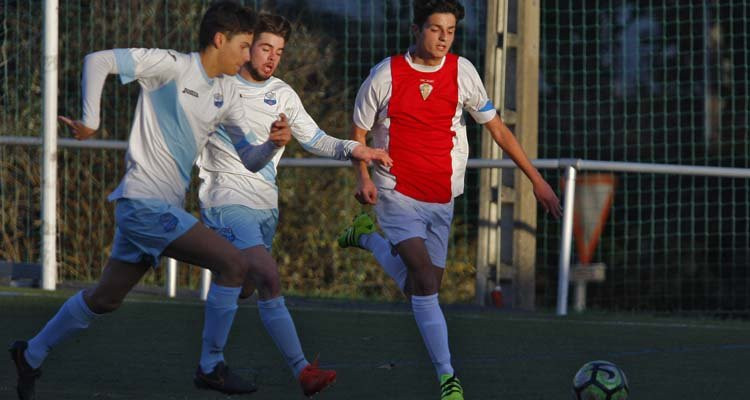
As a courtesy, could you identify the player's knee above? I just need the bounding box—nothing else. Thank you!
[85,290,123,314]
[219,251,250,286]
[255,268,281,296]
[411,272,438,295]
[239,279,256,299]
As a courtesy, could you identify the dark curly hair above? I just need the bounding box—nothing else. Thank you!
[255,13,292,43]
[413,0,465,28]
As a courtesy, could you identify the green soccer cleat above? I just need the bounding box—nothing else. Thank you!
[440,374,464,400]
[337,213,375,249]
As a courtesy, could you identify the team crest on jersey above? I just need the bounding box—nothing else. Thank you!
[419,80,434,100]
[159,213,178,233]
[264,92,277,106]
[213,93,224,108]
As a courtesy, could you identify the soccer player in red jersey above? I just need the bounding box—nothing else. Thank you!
[339,1,562,399]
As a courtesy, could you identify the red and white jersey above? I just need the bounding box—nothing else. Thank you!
[353,51,496,203]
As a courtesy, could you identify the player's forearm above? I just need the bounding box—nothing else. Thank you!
[81,50,118,130]
[235,139,282,172]
[350,125,371,182]
[300,132,359,161]
[486,116,545,185]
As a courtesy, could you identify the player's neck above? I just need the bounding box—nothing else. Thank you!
[199,49,223,79]
[409,47,443,67]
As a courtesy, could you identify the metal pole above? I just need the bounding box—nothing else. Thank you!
[41,0,59,291]
[703,1,712,145]
[166,258,177,298]
[574,280,586,312]
[556,166,577,316]
[200,269,212,301]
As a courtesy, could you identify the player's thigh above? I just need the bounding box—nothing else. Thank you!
[85,258,150,313]
[162,222,244,276]
[395,237,433,271]
[396,237,444,294]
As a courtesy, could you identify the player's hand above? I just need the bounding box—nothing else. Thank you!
[351,145,393,167]
[355,177,378,205]
[269,113,292,147]
[59,116,96,140]
[533,179,563,219]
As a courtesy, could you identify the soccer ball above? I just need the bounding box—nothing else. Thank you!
[572,360,629,400]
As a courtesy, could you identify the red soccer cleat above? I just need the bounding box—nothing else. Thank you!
[298,358,336,397]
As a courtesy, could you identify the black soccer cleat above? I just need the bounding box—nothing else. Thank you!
[9,340,41,400]
[193,361,258,395]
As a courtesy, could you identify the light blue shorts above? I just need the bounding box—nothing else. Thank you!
[201,205,279,250]
[375,188,454,268]
[110,198,199,266]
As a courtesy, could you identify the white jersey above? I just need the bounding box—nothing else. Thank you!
[352,51,496,199]
[197,75,358,210]
[80,49,264,207]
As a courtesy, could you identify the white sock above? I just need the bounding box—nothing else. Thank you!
[411,294,454,379]
[258,296,309,378]
[200,283,241,374]
[360,233,408,290]
[25,291,99,369]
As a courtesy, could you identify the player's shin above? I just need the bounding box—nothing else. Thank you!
[200,283,241,373]
[25,291,99,368]
[411,293,454,378]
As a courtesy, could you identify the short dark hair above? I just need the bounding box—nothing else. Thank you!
[254,13,293,43]
[198,1,257,50]
[413,0,465,28]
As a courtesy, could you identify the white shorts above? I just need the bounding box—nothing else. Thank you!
[110,198,198,267]
[374,188,454,268]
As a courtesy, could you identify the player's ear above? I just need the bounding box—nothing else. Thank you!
[411,24,420,39]
[212,31,226,49]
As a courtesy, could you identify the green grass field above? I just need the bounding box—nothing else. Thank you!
[2,288,749,399]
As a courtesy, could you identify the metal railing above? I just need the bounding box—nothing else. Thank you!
[3,136,749,313]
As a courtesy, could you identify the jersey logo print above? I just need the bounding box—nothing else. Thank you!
[159,213,179,232]
[264,92,277,106]
[217,227,235,242]
[213,93,224,108]
[419,79,434,100]
[182,88,199,98]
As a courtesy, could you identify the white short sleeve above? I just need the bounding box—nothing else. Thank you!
[352,58,392,131]
[458,57,497,124]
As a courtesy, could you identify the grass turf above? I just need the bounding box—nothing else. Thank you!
[1,288,749,399]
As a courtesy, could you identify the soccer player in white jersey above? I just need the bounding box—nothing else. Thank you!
[195,13,392,397]
[8,2,287,398]
[338,1,562,399]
